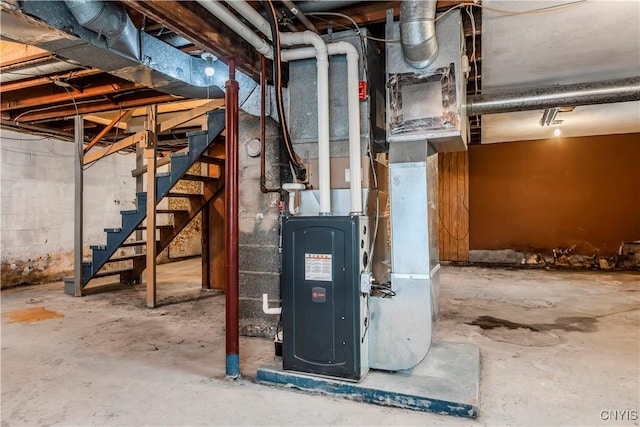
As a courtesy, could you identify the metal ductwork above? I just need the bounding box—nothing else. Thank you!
[0,1,262,113]
[64,0,140,59]
[399,0,438,69]
[467,77,640,116]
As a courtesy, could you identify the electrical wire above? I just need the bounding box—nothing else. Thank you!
[436,0,588,22]
[465,6,479,96]
[265,0,307,182]
[306,12,400,43]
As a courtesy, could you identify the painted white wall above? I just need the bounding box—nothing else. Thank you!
[1,128,136,281]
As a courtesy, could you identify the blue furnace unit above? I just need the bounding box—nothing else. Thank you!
[281,215,369,381]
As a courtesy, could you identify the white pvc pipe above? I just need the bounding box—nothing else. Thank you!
[224,0,272,40]
[280,31,331,215]
[262,293,282,315]
[282,182,306,215]
[196,0,273,59]
[281,42,362,214]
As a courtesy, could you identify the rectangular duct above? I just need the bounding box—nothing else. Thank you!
[386,10,468,152]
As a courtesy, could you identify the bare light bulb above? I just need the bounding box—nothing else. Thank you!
[201,52,216,77]
[553,128,561,137]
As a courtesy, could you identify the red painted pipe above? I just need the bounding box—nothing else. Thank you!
[225,57,240,377]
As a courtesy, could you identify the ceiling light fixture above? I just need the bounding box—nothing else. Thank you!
[201,52,217,77]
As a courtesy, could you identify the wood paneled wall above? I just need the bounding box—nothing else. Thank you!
[438,151,470,261]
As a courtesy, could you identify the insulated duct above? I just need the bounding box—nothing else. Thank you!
[466,77,640,115]
[399,0,438,69]
[0,58,81,83]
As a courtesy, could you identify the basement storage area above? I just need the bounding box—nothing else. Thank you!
[1,0,639,425]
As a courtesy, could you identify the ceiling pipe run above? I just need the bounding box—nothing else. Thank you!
[224,0,273,39]
[196,0,273,59]
[466,77,640,116]
[399,0,438,69]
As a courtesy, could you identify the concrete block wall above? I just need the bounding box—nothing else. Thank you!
[1,129,136,287]
[237,113,282,338]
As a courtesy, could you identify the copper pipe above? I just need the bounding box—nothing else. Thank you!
[259,54,284,195]
[225,56,240,378]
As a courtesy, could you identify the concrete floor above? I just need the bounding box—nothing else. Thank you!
[1,259,638,426]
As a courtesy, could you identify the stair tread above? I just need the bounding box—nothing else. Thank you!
[134,224,174,230]
[156,209,189,214]
[120,240,156,247]
[93,267,135,278]
[167,192,203,198]
[199,155,224,165]
[108,253,146,262]
[182,174,219,183]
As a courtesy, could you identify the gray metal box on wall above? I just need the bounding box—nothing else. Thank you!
[386,11,468,152]
[288,29,385,158]
[281,216,369,381]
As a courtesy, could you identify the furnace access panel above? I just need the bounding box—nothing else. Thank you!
[281,216,368,381]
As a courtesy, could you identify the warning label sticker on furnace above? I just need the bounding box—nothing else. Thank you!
[304,253,332,282]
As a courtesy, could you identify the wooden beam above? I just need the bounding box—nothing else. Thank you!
[159,100,223,133]
[1,80,142,111]
[0,41,51,68]
[13,93,180,122]
[126,0,261,80]
[145,105,158,308]
[310,1,469,31]
[83,131,145,165]
[84,114,129,130]
[0,69,102,93]
[83,109,132,153]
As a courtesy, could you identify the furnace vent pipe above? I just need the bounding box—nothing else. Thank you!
[467,77,640,115]
[224,0,272,40]
[281,42,363,215]
[64,0,140,59]
[280,31,331,215]
[400,0,438,69]
[196,0,273,59]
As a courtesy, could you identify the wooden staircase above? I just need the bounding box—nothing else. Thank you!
[64,110,225,295]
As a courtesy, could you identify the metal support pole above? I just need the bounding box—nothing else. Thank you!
[73,116,84,297]
[145,105,158,308]
[225,57,240,378]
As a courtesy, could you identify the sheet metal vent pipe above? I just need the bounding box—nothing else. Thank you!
[399,0,438,69]
[466,76,640,115]
[64,0,140,59]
